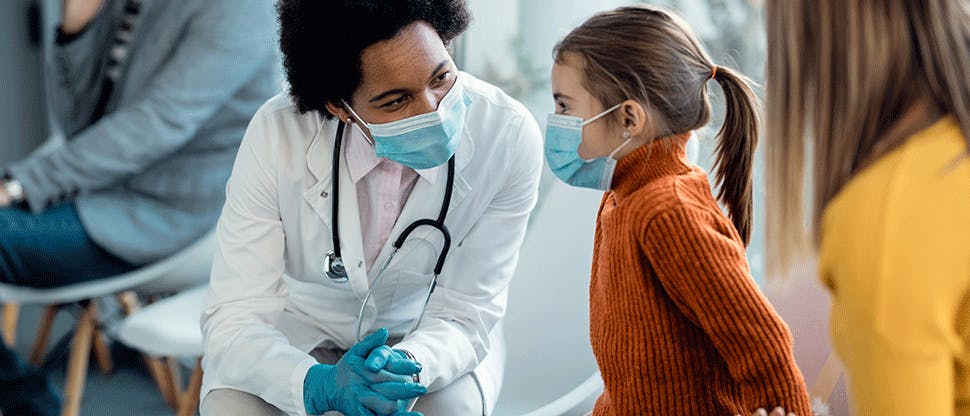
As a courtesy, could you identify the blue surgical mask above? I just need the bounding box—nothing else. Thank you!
[544,104,631,190]
[344,77,470,170]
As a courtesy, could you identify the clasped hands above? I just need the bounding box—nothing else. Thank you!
[304,328,426,416]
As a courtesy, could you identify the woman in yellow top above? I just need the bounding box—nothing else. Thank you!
[764,1,970,415]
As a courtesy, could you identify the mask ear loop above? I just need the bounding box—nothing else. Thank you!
[581,103,624,126]
[341,100,376,145]
[583,103,631,160]
[608,131,634,160]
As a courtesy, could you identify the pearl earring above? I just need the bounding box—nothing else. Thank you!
[623,131,632,139]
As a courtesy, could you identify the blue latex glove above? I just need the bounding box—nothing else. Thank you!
[363,346,424,413]
[304,328,426,416]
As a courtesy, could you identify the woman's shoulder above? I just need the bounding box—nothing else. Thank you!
[820,116,970,280]
[823,116,969,231]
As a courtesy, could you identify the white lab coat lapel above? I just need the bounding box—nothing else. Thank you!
[368,129,474,281]
[302,120,370,298]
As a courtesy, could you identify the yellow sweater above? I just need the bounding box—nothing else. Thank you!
[819,116,970,415]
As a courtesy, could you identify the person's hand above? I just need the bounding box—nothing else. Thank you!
[363,346,424,413]
[0,183,10,208]
[61,0,106,35]
[736,408,796,416]
[304,328,426,416]
[363,346,421,378]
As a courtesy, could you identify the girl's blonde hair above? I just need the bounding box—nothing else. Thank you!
[555,5,761,244]
[765,0,970,277]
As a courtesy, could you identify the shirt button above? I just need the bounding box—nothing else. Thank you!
[384,201,395,210]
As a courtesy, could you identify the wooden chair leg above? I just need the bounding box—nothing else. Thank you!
[1,303,20,347]
[167,357,185,408]
[92,327,113,375]
[62,302,96,416]
[115,291,141,316]
[176,358,203,416]
[145,356,179,409]
[30,305,59,366]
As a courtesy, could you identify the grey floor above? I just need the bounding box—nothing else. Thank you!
[10,303,183,416]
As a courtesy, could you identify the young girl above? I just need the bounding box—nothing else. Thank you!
[766,1,970,414]
[545,6,811,415]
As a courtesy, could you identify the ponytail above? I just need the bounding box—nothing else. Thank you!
[555,5,763,245]
[711,66,760,245]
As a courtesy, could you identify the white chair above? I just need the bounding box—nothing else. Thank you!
[117,285,206,416]
[0,230,216,416]
[493,175,604,416]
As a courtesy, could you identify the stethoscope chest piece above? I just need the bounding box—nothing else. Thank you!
[324,249,349,283]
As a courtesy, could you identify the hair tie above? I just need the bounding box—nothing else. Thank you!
[710,65,718,80]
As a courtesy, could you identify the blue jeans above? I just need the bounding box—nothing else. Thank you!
[0,202,135,287]
[0,202,136,415]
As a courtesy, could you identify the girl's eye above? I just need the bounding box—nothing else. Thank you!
[557,101,569,113]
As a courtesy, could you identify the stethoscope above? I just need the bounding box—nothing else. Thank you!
[322,122,455,341]
[320,121,488,416]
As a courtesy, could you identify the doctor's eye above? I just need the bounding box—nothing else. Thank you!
[432,71,453,87]
[381,95,411,111]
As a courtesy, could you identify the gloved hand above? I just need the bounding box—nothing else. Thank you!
[363,346,424,414]
[304,328,426,416]
[363,346,419,379]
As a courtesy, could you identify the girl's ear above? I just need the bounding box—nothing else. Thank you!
[619,99,651,137]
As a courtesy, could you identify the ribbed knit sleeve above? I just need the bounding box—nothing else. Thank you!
[641,204,812,415]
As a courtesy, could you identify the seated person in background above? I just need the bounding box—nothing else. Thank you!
[0,0,280,414]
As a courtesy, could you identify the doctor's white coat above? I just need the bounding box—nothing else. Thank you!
[200,73,543,415]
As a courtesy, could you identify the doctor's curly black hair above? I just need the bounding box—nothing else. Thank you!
[277,0,472,117]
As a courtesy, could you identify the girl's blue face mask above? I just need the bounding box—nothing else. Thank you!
[344,77,470,170]
[544,104,631,191]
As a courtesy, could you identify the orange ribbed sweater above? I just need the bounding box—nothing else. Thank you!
[589,135,811,415]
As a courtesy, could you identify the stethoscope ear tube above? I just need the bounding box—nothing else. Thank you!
[393,219,452,276]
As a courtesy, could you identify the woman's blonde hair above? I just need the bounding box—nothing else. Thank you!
[765,0,970,277]
[555,5,761,244]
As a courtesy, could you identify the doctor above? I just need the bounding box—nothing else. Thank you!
[199,1,543,415]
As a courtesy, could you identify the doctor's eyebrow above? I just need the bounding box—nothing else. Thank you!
[426,60,450,83]
[368,60,451,104]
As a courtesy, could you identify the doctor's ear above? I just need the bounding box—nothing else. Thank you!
[324,101,352,122]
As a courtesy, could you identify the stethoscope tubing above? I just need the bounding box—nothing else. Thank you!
[325,121,484,416]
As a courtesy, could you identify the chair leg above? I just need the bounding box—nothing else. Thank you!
[177,358,203,416]
[145,356,179,409]
[1,303,20,347]
[115,291,141,316]
[167,357,184,408]
[92,327,113,375]
[29,305,60,366]
[62,302,96,416]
